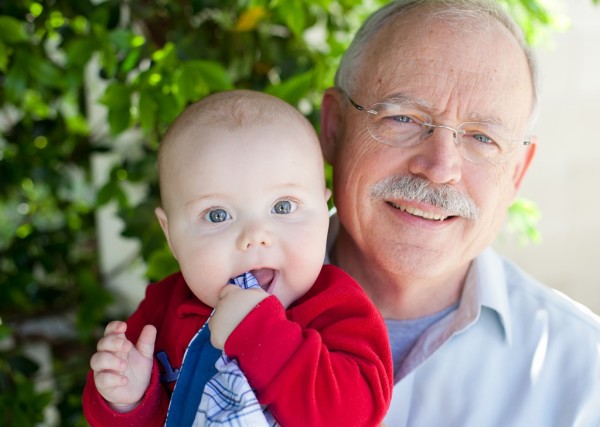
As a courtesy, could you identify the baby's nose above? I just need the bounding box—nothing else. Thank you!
[237,222,273,250]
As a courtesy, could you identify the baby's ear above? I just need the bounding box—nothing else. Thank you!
[324,187,332,202]
[155,207,176,260]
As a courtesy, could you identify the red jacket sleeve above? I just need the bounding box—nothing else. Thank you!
[82,273,206,427]
[224,264,393,427]
[82,363,169,427]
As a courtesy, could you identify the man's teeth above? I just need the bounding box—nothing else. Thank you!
[391,202,448,221]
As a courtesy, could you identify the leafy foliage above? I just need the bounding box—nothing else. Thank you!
[0,0,575,424]
[507,198,542,244]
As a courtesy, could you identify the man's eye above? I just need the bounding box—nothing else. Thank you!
[272,200,296,215]
[473,133,494,144]
[205,208,230,223]
[390,115,413,123]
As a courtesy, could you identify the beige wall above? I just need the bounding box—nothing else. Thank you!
[494,0,600,315]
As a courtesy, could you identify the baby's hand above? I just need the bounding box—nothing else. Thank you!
[90,321,157,412]
[209,285,268,349]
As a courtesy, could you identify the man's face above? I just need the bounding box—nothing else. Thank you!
[325,12,536,286]
[157,121,330,309]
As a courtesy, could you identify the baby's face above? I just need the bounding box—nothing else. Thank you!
[157,121,330,309]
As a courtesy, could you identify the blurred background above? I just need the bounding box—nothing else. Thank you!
[1,0,598,425]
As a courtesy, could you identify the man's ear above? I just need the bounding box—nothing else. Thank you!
[513,136,537,192]
[320,87,345,165]
[155,206,177,260]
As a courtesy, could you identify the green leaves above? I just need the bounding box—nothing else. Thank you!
[507,198,542,245]
[181,61,234,93]
[499,0,570,45]
[266,69,314,105]
[0,16,28,44]
[0,355,53,426]
[146,245,180,282]
[274,0,307,39]
[100,82,132,135]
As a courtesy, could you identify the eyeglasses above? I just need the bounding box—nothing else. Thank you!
[345,93,531,165]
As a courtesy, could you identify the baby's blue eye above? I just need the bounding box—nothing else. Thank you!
[272,200,295,214]
[206,208,230,223]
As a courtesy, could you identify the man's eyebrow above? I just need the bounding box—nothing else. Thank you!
[382,93,433,111]
[464,112,509,129]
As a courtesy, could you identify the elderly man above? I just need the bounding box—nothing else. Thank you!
[320,0,600,425]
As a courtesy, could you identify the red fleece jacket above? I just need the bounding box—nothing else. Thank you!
[83,264,392,427]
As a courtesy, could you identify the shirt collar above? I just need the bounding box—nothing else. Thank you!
[468,247,513,343]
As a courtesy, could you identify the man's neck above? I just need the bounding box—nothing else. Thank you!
[331,231,469,320]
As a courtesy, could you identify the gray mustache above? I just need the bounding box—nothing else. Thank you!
[369,176,479,220]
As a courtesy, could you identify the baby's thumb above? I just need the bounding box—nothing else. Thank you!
[136,324,157,359]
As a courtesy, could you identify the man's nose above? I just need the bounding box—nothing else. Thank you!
[407,126,463,185]
[236,221,273,250]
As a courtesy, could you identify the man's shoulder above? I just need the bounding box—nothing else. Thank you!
[500,254,600,336]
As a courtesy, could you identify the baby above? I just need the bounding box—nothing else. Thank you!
[83,90,392,427]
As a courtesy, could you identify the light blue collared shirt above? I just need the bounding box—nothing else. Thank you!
[326,214,600,426]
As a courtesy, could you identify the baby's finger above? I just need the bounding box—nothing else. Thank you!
[104,320,127,336]
[135,325,157,359]
[94,370,128,390]
[97,333,132,353]
[218,283,242,299]
[90,351,127,373]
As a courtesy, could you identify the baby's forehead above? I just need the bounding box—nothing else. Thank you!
[165,119,319,164]
[159,94,321,172]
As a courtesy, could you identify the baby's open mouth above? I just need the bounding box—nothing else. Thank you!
[249,268,276,292]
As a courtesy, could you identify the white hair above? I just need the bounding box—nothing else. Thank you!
[335,0,539,125]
